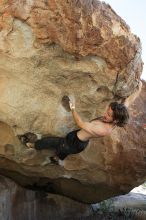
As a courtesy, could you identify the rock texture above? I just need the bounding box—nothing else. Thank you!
[0,0,145,203]
[0,0,143,135]
[0,175,146,220]
[0,175,92,220]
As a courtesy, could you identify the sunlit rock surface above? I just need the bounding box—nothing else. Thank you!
[0,0,143,135]
[0,0,145,203]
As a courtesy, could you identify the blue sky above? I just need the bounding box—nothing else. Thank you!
[104,0,146,81]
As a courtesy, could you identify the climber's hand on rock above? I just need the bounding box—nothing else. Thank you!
[69,101,75,110]
[68,95,75,110]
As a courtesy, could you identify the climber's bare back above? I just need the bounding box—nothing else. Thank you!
[77,119,115,141]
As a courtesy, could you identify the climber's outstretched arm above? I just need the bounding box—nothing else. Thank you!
[69,99,86,127]
[69,100,105,135]
[70,106,85,128]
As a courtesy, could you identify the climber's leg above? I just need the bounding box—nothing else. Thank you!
[34,136,64,151]
[26,136,70,164]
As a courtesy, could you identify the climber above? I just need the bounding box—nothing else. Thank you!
[22,99,129,165]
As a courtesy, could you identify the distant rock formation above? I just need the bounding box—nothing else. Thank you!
[0,175,92,220]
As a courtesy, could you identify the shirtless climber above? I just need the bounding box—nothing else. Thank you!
[22,100,129,164]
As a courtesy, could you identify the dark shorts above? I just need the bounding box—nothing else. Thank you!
[34,130,89,160]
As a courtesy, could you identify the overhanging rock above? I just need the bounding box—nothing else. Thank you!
[0,0,145,203]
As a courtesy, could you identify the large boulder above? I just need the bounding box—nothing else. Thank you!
[0,0,145,203]
[0,0,143,135]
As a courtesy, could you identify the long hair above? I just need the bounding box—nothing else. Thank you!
[109,102,129,127]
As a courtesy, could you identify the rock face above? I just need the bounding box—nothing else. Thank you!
[0,0,145,203]
[0,0,143,135]
[0,175,92,220]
